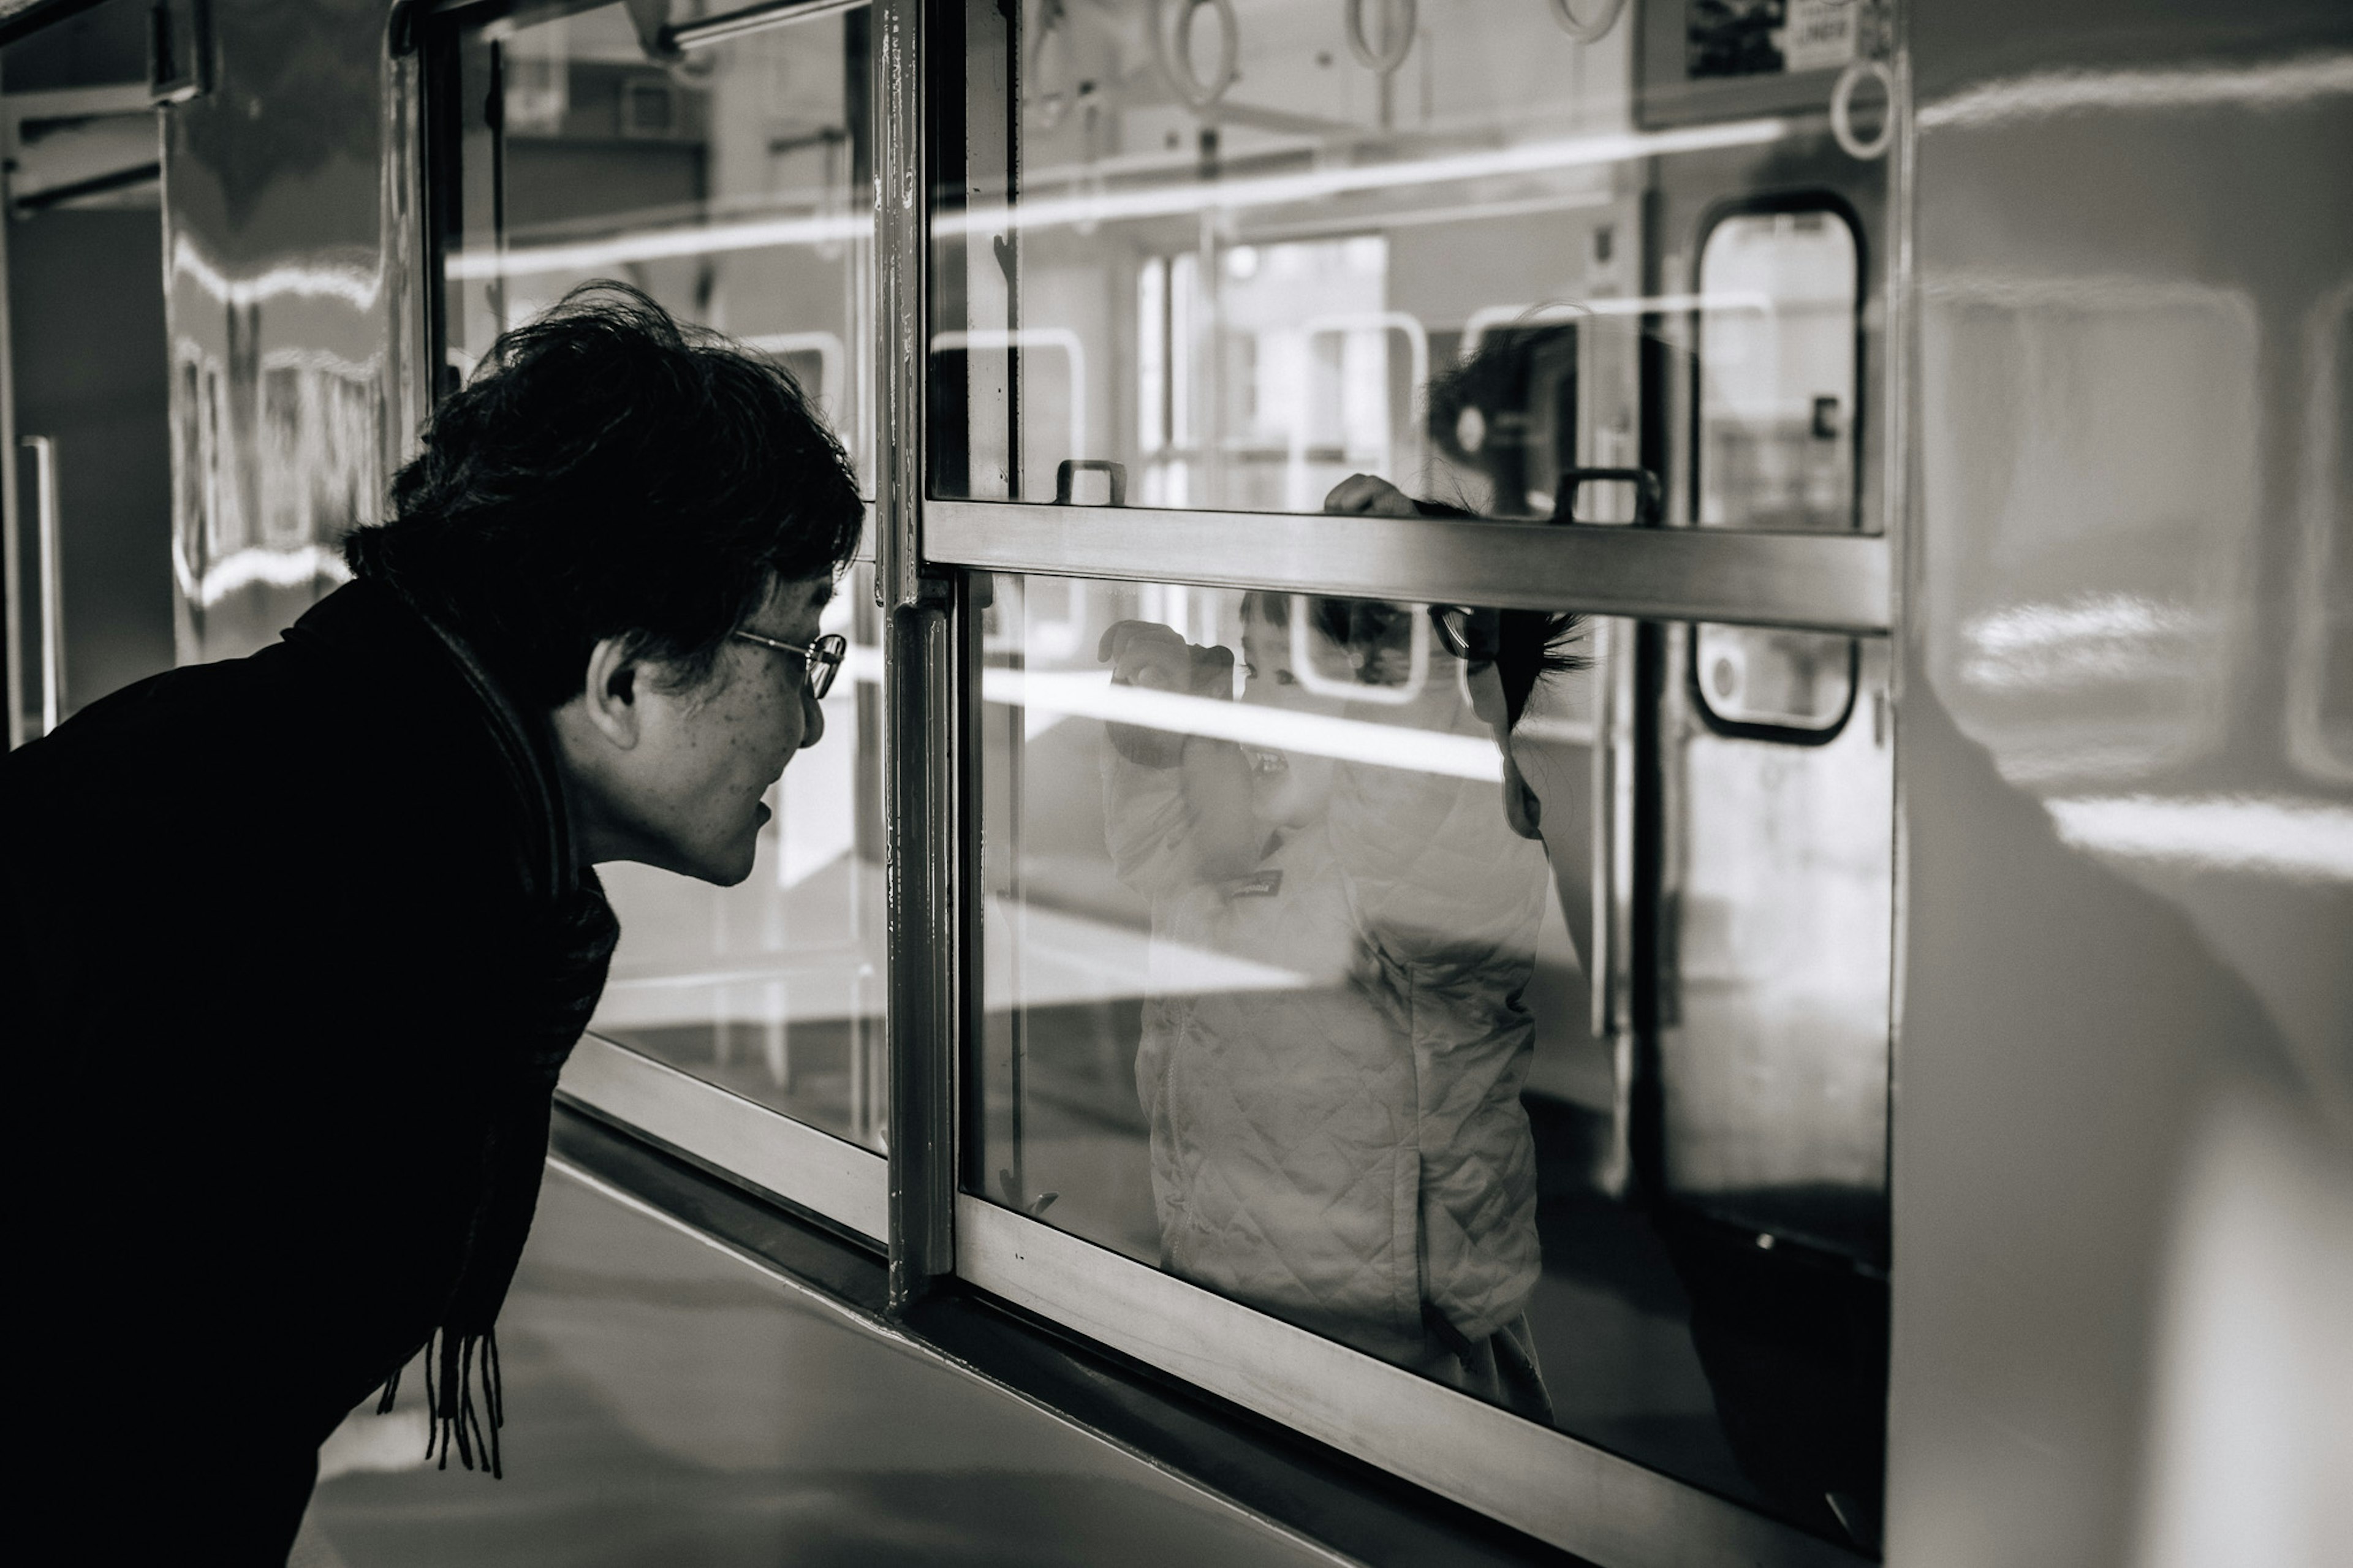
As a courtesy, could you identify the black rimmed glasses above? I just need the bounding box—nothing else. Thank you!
[732,629,847,699]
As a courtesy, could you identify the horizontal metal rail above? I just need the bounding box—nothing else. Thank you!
[959,1197,1870,1568]
[926,500,1892,634]
[558,1033,887,1241]
[669,0,869,51]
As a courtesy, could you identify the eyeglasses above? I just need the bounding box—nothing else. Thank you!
[731,629,847,699]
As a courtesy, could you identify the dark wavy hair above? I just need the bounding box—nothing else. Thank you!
[347,282,863,709]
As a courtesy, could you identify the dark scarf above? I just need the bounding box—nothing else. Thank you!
[365,590,620,1477]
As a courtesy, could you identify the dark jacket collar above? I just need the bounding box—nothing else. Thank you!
[284,577,579,902]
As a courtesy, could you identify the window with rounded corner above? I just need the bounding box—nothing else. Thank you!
[1691,200,1862,742]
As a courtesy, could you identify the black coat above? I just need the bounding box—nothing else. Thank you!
[4,579,616,1562]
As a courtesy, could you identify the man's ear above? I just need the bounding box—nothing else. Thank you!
[577,636,645,748]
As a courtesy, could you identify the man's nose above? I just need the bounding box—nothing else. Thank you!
[798,687,826,749]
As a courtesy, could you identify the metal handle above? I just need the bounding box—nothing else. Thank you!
[1553,466,1662,528]
[1830,57,1896,162]
[1344,0,1416,74]
[23,436,64,735]
[1590,616,1618,1042]
[1547,0,1627,44]
[1148,0,1239,111]
[1054,458,1127,507]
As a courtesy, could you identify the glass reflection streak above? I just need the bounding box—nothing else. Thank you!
[1010,584,1577,1419]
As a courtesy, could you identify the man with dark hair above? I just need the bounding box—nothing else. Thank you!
[3,284,862,1561]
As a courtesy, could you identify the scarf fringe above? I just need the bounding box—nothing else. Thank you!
[373,1328,504,1479]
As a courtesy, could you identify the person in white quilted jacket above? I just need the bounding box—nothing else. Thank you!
[1098,475,1584,1420]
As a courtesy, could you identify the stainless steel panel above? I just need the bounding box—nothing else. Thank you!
[558,1032,889,1240]
[960,1195,1870,1568]
[1893,6,2353,1565]
[160,0,405,665]
[927,498,1892,634]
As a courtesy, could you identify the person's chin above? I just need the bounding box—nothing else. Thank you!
[714,842,760,886]
[684,831,761,887]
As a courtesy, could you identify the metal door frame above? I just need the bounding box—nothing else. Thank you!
[411,2,1909,1561]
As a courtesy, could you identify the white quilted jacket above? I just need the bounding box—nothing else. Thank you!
[1103,674,1549,1366]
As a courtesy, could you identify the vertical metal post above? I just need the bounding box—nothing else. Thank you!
[876,0,957,1311]
[24,434,63,733]
[1,171,23,750]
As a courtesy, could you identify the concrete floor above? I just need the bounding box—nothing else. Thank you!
[294,1168,1341,1568]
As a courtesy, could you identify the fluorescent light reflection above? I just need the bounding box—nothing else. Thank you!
[175,543,351,609]
[1962,594,2207,692]
[2047,793,2353,884]
[842,644,1502,781]
[992,668,1505,782]
[172,237,382,309]
[450,116,1790,282]
[1922,51,2353,130]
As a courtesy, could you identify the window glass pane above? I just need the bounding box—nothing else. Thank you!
[1694,207,1858,533]
[444,2,874,487]
[1689,205,1860,738]
[972,565,1887,1548]
[1691,623,1852,733]
[438,6,884,1145]
[591,562,887,1148]
[929,0,1889,528]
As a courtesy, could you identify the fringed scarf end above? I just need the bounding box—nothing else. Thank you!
[379,1328,505,1479]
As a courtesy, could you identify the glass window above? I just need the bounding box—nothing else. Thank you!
[438,4,886,1149]
[969,565,1886,1549]
[930,0,1887,528]
[1692,203,1862,738]
[444,2,874,487]
[1694,206,1858,534]
[591,562,887,1150]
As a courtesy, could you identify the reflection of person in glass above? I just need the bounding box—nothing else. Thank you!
[1098,480,1583,1418]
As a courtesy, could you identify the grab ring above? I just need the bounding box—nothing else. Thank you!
[1830,57,1895,161]
[1345,0,1416,75]
[1027,0,1075,129]
[1152,0,1239,111]
[1547,0,1627,44]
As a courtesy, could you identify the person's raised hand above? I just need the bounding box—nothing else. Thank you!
[1322,472,1419,517]
[1097,619,1235,768]
[1097,619,1232,698]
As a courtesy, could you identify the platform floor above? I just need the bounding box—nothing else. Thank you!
[293,1168,1339,1568]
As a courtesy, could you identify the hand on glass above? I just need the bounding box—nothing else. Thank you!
[1098,619,1236,770]
[1323,472,1420,517]
[1097,619,1235,699]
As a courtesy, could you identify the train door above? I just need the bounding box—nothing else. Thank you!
[1636,176,1894,1551]
[413,1,1901,1561]
[1,0,173,746]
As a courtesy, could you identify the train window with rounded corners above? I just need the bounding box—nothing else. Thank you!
[1692,199,1862,740]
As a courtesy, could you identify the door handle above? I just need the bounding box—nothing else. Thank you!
[22,435,64,734]
[1054,458,1126,507]
[1553,466,1662,528]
